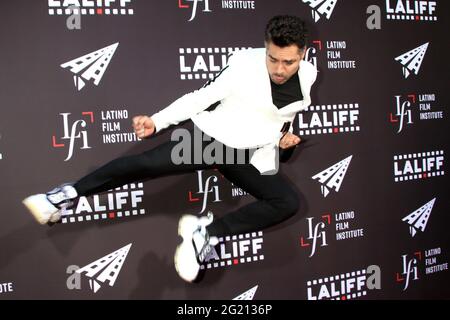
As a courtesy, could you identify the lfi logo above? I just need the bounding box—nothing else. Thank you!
[52,112,94,161]
[304,40,323,69]
[188,170,222,214]
[300,215,331,257]
[301,211,365,257]
[396,251,421,291]
[389,93,444,132]
[396,247,447,291]
[52,111,94,161]
[303,39,357,70]
[52,112,93,161]
[179,0,211,22]
[390,94,415,133]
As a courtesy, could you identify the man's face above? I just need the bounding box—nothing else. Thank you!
[265,41,305,85]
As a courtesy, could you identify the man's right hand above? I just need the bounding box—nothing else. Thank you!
[132,115,155,139]
[279,132,301,149]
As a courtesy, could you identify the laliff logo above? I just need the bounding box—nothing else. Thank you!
[48,0,134,16]
[385,0,437,22]
[66,244,132,293]
[312,155,353,197]
[396,248,448,291]
[52,112,93,161]
[201,231,264,270]
[402,198,436,237]
[390,93,444,133]
[179,0,212,21]
[61,183,145,224]
[300,215,331,257]
[395,42,429,79]
[61,42,119,91]
[300,210,365,257]
[304,40,357,70]
[298,103,360,136]
[307,265,381,300]
[302,0,338,22]
[189,170,222,214]
[393,150,444,182]
[233,285,258,300]
[179,47,249,80]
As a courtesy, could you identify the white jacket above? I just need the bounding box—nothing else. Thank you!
[151,48,317,174]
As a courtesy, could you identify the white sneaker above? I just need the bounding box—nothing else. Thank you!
[23,184,78,225]
[174,212,219,282]
[22,194,59,225]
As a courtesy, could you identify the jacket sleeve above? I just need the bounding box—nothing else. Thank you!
[150,54,237,133]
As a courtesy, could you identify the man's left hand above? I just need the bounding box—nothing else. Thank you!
[279,132,301,149]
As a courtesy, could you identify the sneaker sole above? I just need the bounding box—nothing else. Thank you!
[22,194,58,225]
[174,215,200,283]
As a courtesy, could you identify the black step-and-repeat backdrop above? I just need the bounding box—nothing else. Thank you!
[0,0,448,300]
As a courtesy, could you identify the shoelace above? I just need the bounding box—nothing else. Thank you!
[47,191,67,204]
[47,191,73,209]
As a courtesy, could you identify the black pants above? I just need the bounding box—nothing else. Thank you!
[74,128,299,237]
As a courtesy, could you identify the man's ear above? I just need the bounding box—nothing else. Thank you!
[299,46,307,60]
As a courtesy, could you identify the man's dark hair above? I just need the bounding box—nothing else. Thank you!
[265,15,308,50]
